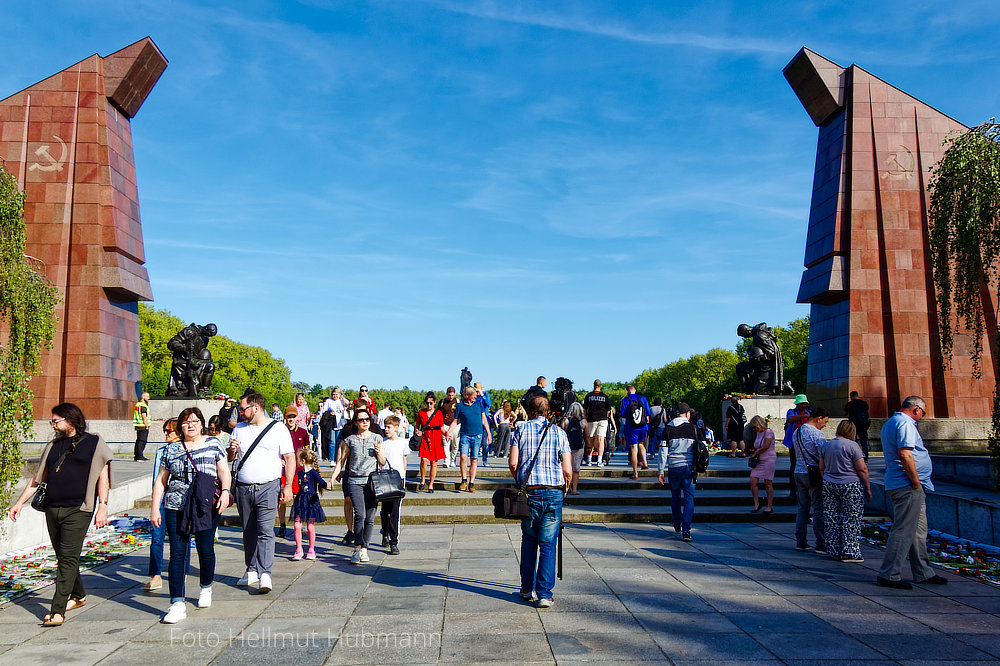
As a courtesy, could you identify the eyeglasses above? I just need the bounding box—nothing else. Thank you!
[915,406,926,417]
[355,417,370,423]
[241,404,255,413]
[50,417,65,425]
[182,418,202,426]
[360,388,368,393]
[426,400,435,405]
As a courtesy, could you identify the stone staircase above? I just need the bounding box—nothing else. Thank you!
[133,455,802,525]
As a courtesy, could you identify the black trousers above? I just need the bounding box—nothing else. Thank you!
[134,428,149,459]
[379,498,402,545]
[45,507,93,615]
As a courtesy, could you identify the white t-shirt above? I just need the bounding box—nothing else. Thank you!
[376,408,394,428]
[381,436,409,476]
[232,420,294,484]
[329,399,348,430]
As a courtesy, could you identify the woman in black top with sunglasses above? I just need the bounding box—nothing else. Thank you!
[8,403,113,627]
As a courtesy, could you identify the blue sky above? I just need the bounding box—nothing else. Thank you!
[4,1,999,391]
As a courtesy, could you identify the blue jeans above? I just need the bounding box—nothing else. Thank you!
[147,503,186,577]
[648,427,664,455]
[667,465,695,531]
[459,433,482,458]
[164,509,221,603]
[329,429,343,461]
[520,488,563,601]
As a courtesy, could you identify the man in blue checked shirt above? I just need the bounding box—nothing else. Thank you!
[509,395,571,609]
[877,395,947,590]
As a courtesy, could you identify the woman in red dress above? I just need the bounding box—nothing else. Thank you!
[416,391,444,492]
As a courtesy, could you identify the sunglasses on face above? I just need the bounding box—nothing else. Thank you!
[355,417,370,423]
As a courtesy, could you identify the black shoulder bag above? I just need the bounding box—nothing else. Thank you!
[369,437,406,502]
[796,427,823,488]
[492,423,552,520]
[410,407,440,452]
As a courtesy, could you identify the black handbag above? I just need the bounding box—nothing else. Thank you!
[31,444,74,512]
[30,482,48,512]
[491,423,552,520]
[369,467,406,501]
[409,407,440,452]
[748,455,759,469]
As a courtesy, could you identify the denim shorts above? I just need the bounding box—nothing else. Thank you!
[459,433,483,458]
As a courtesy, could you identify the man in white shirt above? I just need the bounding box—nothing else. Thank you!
[228,391,295,593]
[376,402,395,429]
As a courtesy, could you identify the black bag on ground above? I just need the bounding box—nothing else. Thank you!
[492,424,552,520]
[369,468,406,501]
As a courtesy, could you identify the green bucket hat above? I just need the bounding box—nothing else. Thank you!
[793,394,809,405]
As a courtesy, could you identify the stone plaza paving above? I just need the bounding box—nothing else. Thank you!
[2,520,999,665]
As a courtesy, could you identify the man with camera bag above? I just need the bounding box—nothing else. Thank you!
[509,396,571,609]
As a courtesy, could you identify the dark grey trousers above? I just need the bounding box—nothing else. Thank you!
[234,478,280,575]
[879,485,934,581]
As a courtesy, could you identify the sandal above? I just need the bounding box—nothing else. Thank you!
[762,507,773,514]
[42,613,65,627]
[65,598,86,612]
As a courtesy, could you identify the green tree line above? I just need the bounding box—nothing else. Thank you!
[141,305,807,434]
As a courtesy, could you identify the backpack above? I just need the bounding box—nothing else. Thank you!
[627,397,648,428]
[692,439,710,474]
[649,407,664,431]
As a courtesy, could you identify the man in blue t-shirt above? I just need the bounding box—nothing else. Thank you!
[877,395,945,590]
[620,385,651,480]
[448,386,492,493]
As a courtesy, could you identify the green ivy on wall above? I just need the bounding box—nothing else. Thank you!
[0,164,60,516]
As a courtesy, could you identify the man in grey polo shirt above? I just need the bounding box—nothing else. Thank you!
[877,395,947,589]
[228,391,295,593]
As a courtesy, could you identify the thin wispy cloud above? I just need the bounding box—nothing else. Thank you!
[418,0,793,55]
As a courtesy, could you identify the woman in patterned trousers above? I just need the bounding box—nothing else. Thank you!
[820,421,872,562]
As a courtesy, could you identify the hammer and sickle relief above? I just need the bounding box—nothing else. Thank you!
[882,146,915,181]
[28,135,68,172]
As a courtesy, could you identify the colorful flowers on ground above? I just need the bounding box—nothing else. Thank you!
[0,516,152,607]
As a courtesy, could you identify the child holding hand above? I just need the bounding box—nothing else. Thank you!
[291,448,332,560]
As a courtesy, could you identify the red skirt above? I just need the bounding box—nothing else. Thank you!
[419,430,445,461]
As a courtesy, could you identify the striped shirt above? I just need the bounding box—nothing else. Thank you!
[512,417,570,487]
[159,438,226,510]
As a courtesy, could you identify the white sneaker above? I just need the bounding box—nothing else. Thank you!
[162,601,187,623]
[598,461,606,468]
[350,548,362,565]
[537,598,554,609]
[237,570,258,586]
[359,548,370,563]
[197,586,212,608]
[258,573,272,594]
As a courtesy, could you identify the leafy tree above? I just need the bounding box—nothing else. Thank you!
[1,164,60,515]
[139,304,293,407]
[928,119,1000,486]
